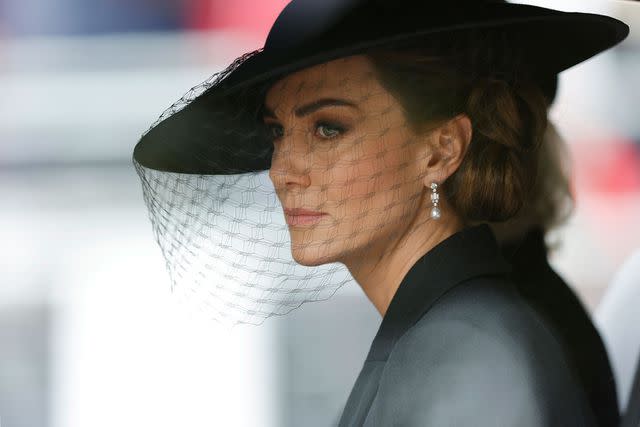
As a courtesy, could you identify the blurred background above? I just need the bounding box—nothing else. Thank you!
[0,0,638,426]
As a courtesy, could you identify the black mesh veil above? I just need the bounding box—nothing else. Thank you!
[134,160,353,326]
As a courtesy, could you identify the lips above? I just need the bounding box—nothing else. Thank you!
[283,207,327,226]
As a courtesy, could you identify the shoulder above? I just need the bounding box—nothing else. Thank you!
[369,277,595,426]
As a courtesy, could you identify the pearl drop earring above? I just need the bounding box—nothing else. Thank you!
[430,182,441,220]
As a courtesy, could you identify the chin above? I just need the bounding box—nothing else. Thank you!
[290,246,335,267]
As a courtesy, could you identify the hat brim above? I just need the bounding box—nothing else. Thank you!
[133,9,629,174]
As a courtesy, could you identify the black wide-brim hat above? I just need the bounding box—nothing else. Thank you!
[133,0,628,175]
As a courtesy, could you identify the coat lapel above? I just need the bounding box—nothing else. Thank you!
[365,223,513,362]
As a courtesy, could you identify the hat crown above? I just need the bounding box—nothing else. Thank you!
[264,0,550,52]
[265,0,361,50]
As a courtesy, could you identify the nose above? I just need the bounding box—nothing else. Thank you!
[269,128,313,190]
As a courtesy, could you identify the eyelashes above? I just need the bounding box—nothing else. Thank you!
[264,121,349,142]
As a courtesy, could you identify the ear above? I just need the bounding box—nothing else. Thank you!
[422,113,472,186]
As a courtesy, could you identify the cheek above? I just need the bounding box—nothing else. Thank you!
[323,137,420,228]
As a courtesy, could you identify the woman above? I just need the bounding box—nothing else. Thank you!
[132,0,629,425]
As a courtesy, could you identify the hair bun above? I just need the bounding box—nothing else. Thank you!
[444,77,547,222]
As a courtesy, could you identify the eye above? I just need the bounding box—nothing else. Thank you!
[315,121,346,139]
[265,123,284,141]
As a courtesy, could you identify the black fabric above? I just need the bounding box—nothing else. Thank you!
[622,355,640,427]
[501,227,620,427]
[338,223,597,426]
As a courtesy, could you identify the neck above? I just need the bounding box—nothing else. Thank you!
[343,201,464,317]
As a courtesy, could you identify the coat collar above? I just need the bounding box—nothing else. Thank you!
[501,226,548,273]
[365,223,513,362]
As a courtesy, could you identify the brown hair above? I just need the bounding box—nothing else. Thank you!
[485,120,575,253]
[367,28,552,224]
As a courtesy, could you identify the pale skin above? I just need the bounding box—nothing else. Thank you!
[265,55,473,317]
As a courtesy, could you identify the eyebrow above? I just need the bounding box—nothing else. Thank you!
[262,97,360,120]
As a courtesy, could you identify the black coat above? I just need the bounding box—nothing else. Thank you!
[622,355,640,427]
[502,226,620,427]
[338,223,598,426]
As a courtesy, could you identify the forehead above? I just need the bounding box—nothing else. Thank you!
[264,54,382,110]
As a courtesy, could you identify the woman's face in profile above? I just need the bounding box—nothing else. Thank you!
[265,54,433,267]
